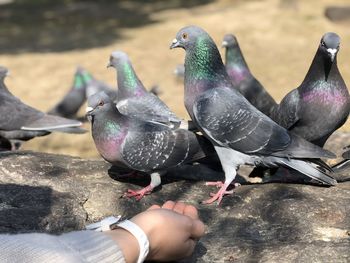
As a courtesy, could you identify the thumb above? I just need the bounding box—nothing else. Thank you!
[147,204,161,210]
[190,219,206,240]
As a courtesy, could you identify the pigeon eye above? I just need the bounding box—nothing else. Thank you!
[98,101,104,107]
[182,33,188,40]
[321,41,326,47]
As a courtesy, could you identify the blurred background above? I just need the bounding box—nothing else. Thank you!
[0,0,349,158]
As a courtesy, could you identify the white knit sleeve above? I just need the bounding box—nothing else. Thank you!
[0,231,125,263]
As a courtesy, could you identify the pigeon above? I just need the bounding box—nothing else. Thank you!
[0,66,84,145]
[170,25,336,204]
[271,32,350,147]
[107,51,183,129]
[48,67,87,118]
[78,67,117,100]
[222,34,277,116]
[79,66,161,100]
[86,91,215,200]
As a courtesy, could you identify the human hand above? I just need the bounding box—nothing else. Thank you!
[133,200,205,261]
[105,200,205,262]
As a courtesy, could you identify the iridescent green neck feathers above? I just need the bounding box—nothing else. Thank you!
[185,36,227,82]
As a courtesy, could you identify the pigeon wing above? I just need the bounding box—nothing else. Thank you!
[0,93,46,131]
[117,93,181,125]
[193,87,291,155]
[121,123,202,172]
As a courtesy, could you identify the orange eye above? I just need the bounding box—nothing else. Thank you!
[182,33,188,40]
[98,101,104,106]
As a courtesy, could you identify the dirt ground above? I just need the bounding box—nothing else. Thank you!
[1,0,350,158]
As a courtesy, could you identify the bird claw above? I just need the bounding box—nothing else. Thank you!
[123,185,153,201]
[202,182,240,205]
[209,190,234,197]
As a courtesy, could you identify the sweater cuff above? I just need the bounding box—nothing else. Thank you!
[59,231,125,263]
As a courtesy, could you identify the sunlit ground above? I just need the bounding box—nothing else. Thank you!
[0,0,349,158]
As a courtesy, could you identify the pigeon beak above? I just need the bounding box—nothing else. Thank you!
[107,62,112,68]
[170,38,180,49]
[222,41,228,48]
[327,48,337,62]
[86,106,94,114]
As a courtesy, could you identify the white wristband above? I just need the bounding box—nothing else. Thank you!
[85,216,122,232]
[117,220,150,263]
[86,216,150,263]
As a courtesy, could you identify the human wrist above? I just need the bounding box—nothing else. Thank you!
[104,228,139,263]
[130,212,163,261]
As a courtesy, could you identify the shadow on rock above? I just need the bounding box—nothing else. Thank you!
[0,0,213,53]
[0,184,86,234]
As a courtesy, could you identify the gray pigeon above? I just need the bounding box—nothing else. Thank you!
[170,25,336,204]
[0,66,84,145]
[86,91,215,200]
[107,51,183,129]
[271,32,350,147]
[48,67,87,118]
[78,67,117,100]
[80,67,161,100]
[222,34,277,117]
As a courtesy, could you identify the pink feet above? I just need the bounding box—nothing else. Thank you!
[123,185,154,201]
[203,181,240,205]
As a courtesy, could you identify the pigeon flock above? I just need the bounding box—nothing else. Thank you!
[2,25,349,205]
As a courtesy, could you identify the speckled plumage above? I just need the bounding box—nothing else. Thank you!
[171,26,337,204]
[87,91,214,199]
[271,32,350,147]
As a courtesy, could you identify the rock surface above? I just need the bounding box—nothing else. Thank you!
[0,132,349,262]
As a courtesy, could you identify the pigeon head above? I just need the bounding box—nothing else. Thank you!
[107,51,129,69]
[76,66,85,76]
[222,34,238,48]
[170,25,227,83]
[107,51,146,97]
[0,66,9,80]
[86,91,113,120]
[170,25,213,51]
[319,32,340,62]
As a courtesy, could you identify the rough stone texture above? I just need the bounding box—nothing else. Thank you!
[0,132,349,262]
